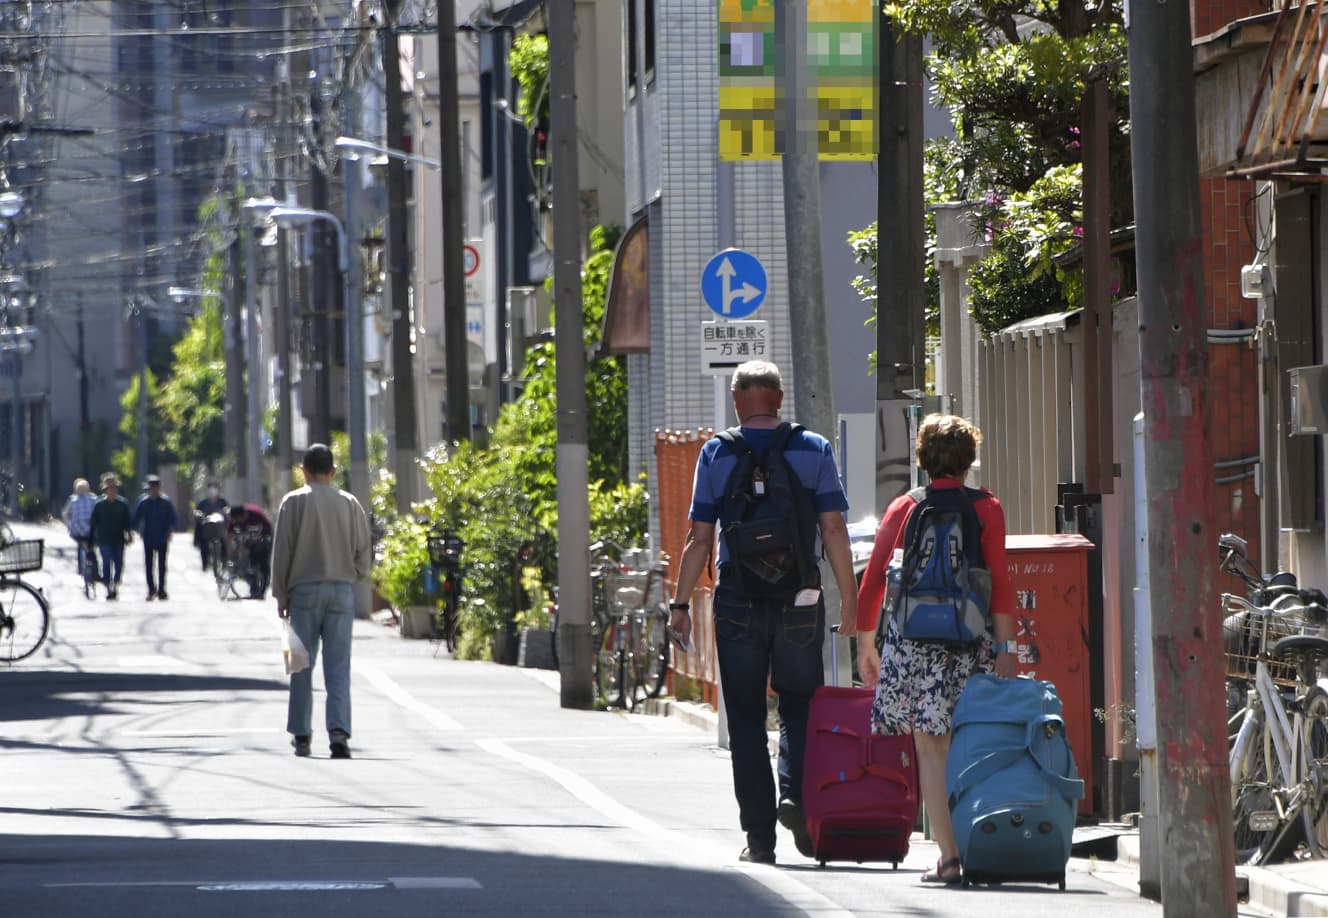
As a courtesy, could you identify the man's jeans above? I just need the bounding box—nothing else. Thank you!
[714,587,825,851]
[97,542,124,587]
[144,543,168,594]
[286,582,355,739]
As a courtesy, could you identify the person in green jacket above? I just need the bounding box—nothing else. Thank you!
[90,475,133,600]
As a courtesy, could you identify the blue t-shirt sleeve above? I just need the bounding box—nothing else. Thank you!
[688,443,720,524]
[812,439,850,515]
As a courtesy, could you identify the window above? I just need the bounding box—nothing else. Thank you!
[626,0,638,97]
[644,0,655,84]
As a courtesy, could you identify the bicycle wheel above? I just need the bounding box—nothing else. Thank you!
[1300,687,1328,858]
[1253,703,1308,863]
[442,595,459,653]
[594,618,626,708]
[80,548,97,599]
[634,607,671,700]
[1232,706,1274,862]
[0,578,50,662]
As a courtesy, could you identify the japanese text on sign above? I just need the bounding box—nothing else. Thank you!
[701,319,769,376]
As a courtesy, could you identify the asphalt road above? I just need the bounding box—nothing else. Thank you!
[0,523,1275,917]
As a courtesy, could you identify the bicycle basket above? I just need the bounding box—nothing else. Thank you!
[1223,597,1325,687]
[0,538,43,574]
[605,569,650,614]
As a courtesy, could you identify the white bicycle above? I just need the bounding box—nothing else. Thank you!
[1224,588,1328,864]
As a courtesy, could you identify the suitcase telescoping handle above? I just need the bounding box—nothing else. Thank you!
[829,623,842,688]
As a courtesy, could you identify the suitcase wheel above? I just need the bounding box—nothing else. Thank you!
[818,859,827,868]
[1058,874,1066,891]
[892,861,898,871]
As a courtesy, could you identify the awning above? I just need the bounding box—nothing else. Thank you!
[599,215,650,355]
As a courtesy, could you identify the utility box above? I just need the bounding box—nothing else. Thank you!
[1005,533,1096,815]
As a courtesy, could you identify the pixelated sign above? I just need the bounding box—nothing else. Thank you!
[718,0,877,161]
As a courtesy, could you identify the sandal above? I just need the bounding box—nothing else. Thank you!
[921,857,962,885]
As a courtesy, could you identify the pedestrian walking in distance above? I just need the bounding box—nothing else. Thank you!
[90,475,133,601]
[132,474,178,601]
[62,478,96,573]
[668,360,859,865]
[855,413,1016,885]
[272,443,372,759]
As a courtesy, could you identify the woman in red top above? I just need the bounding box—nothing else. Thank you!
[855,414,1016,885]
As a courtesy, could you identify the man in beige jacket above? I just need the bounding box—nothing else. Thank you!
[272,443,372,759]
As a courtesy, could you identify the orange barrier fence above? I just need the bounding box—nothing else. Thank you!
[654,428,718,706]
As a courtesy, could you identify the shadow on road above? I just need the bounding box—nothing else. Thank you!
[0,670,285,724]
[0,834,801,917]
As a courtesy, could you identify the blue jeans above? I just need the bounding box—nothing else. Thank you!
[97,542,124,587]
[286,582,355,739]
[714,586,825,850]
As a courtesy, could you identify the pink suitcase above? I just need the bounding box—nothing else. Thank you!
[801,631,919,867]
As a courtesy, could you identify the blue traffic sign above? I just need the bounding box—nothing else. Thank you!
[701,248,767,318]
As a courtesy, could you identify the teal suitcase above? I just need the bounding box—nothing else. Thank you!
[946,674,1084,889]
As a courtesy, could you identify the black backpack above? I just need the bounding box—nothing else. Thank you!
[716,422,821,597]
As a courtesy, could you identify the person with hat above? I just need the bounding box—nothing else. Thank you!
[132,474,178,601]
[90,475,133,600]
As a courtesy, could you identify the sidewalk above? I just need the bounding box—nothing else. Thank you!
[639,694,1328,918]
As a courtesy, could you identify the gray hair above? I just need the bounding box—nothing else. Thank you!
[730,360,782,392]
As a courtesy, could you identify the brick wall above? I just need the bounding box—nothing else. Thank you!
[1201,175,1264,563]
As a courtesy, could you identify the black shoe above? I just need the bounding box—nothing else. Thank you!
[292,735,311,758]
[146,592,155,602]
[739,845,776,866]
[778,798,814,858]
[158,590,168,601]
[107,588,117,600]
[329,729,351,759]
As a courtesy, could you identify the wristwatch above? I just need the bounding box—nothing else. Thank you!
[668,601,690,612]
[995,639,1019,655]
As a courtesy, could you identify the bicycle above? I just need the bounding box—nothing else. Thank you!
[76,537,98,599]
[1222,536,1328,864]
[0,534,51,663]
[423,528,464,653]
[591,542,670,710]
[216,529,269,601]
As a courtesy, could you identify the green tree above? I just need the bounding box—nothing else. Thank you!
[851,2,1130,343]
[112,368,172,487]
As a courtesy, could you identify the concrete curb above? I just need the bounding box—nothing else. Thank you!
[1117,833,1328,917]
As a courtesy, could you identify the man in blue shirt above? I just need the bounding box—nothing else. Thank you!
[668,360,859,865]
[132,474,178,601]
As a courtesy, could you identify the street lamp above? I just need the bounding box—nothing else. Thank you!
[334,136,442,171]
[245,199,365,507]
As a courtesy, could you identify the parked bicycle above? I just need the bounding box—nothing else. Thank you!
[77,537,98,599]
[1220,533,1328,864]
[424,528,464,653]
[590,541,670,711]
[216,528,270,601]
[0,528,51,663]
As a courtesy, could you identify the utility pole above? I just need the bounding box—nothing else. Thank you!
[343,82,368,507]
[75,292,89,431]
[437,0,470,444]
[136,299,148,484]
[310,86,334,445]
[549,0,593,709]
[242,172,262,504]
[776,0,834,441]
[383,0,420,509]
[225,234,246,485]
[876,17,925,507]
[1126,0,1236,912]
[274,62,294,494]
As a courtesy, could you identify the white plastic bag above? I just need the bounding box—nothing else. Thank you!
[282,620,310,674]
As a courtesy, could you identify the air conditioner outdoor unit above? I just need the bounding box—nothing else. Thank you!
[1289,364,1328,435]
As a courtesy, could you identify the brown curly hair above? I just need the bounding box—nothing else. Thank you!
[915,413,982,479]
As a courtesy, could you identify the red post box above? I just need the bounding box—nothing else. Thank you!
[1005,533,1095,815]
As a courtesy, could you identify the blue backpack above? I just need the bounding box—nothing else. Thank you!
[946,675,1084,888]
[895,485,992,646]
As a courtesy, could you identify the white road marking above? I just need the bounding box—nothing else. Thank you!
[357,661,463,731]
[475,739,854,918]
[45,878,482,891]
[389,877,484,889]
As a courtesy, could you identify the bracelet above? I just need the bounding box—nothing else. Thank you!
[668,601,690,611]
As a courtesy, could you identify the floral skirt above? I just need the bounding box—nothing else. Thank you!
[871,615,994,737]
